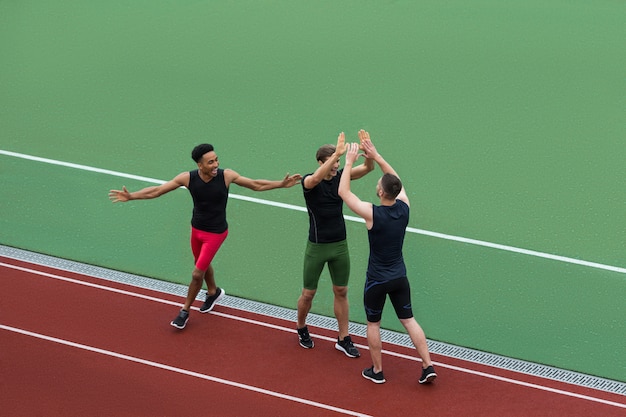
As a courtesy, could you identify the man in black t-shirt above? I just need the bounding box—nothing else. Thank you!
[296,132,374,357]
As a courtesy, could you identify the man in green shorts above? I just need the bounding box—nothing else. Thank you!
[296,131,374,357]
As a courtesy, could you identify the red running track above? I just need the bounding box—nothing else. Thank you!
[1,257,624,416]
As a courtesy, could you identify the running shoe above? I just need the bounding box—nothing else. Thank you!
[297,325,314,349]
[199,287,225,313]
[362,366,386,384]
[335,335,360,358]
[419,365,437,384]
[170,309,189,329]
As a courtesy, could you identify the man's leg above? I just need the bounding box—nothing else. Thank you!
[183,266,206,311]
[194,229,228,312]
[333,285,360,357]
[203,263,216,295]
[332,285,349,340]
[388,277,434,369]
[400,317,437,383]
[172,228,226,329]
[297,241,325,347]
[297,288,316,329]
[199,263,225,313]
[367,321,383,372]
[171,266,205,329]
[362,278,386,375]
[296,288,316,348]
[328,240,351,340]
[400,317,433,367]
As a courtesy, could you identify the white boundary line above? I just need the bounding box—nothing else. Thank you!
[0,324,372,417]
[1,261,624,409]
[2,149,624,274]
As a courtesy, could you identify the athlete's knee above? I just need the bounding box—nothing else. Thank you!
[399,317,421,332]
[299,288,316,303]
[365,307,383,323]
[191,268,205,283]
[332,285,348,298]
[367,320,382,330]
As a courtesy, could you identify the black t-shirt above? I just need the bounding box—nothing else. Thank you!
[302,169,346,243]
[188,169,228,233]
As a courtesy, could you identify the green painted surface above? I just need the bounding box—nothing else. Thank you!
[1,1,624,381]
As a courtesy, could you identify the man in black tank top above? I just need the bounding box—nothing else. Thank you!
[338,130,437,385]
[109,144,301,329]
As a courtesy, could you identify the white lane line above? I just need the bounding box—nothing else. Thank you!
[0,324,372,417]
[1,261,624,409]
[2,149,624,274]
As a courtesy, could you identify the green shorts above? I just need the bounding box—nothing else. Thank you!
[302,239,350,290]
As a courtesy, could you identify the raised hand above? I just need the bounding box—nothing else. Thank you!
[344,142,361,166]
[358,129,371,150]
[335,132,347,156]
[358,130,379,160]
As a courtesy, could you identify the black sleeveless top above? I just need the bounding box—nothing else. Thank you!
[367,200,409,281]
[188,169,228,233]
[302,169,347,243]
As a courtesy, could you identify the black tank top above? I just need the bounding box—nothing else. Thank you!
[188,169,228,233]
[302,169,346,243]
[367,200,409,281]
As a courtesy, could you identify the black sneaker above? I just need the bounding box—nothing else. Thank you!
[170,309,189,329]
[335,336,360,358]
[362,366,386,384]
[297,326,314,349]
[199,287,225,313]
[419,365,437,384]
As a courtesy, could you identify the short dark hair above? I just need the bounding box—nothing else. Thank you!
[316,144,335,162]
[191,144,214,162]
[380,173,402,199]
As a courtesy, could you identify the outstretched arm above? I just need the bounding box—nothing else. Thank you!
[108,172,189,203]
[338,142,374,228]
[226,169,302,191]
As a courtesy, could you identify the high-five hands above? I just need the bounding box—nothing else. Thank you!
[335,132,347,156]
[357,129,370,150]
[357,129,379,159]
[345,142,361,165]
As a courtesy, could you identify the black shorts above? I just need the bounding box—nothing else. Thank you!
[363,276,413,323]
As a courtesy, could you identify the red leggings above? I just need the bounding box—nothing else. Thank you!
[190,227,228,271]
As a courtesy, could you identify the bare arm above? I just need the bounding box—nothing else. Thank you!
[303,132,347,189]
[338,142,374,228]
[225,169,302,191]
[108,172,189,203]
[303,154,340,189]
[349,155,375,180]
